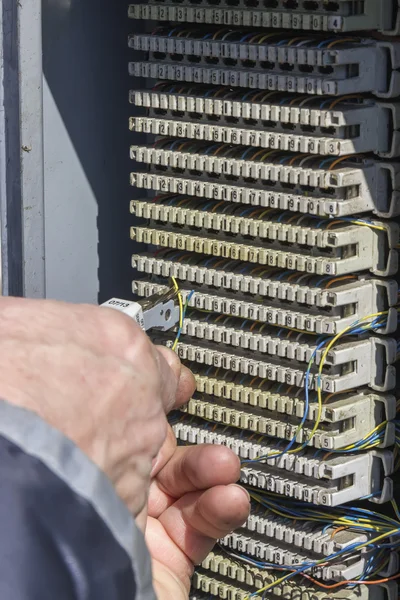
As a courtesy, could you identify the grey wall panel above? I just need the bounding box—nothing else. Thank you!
[0,0,45,298]
[43,79,98,304]
[42,0,137,303]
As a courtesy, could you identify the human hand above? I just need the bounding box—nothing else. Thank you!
[0,296,195,516]
[144,427,250,599]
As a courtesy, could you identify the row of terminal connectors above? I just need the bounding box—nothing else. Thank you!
[129,28,400,97]
[171,416,394,505]
[130,86,400,157]
[136,281,398,394]
[182,389,396,450]
[129,0,400,35]
[131,198,399,276]
[190,551,399,600]
[130,144,400,217]
[131,253,399,335]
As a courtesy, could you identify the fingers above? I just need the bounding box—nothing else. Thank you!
[155,346,196,410]
[148,443,241,518]
[157,485,250,566]
[145,518,195,593]
[150,426,178,479]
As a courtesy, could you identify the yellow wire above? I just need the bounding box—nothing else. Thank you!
[171,276,184,351]
[244,310,390,462]
[244,528,399,598]
[311,310,389,448]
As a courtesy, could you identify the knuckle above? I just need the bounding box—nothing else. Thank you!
[96,306,150,353]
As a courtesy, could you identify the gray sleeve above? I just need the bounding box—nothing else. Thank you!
[0,398,157,600]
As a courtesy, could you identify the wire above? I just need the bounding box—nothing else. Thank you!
[171,276,184,351]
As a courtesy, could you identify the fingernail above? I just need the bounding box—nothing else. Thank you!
[229,484,251,502]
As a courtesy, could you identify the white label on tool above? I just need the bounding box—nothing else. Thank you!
[101,298,145,330]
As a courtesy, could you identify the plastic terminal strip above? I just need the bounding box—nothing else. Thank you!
[131,254,399,335]
[215,539,367,581]
[130,147,400,218]
[131,223,398,278]
[128,0,400,35]
[130,89,400,158]
[131,200,399,277]
[238,512,369,557]
[226,516,399,577]
[163,331,397,394]
[129,34,400,97]
[193,554,399,600]
[183,389,397,450]
[143,306,397,395]
[172,419,394,505]
[219,531,399,581]
[173,337,397,393]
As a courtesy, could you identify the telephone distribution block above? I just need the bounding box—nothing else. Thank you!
[131,200,398,277]
[130,169,400,218]
[183,389,397,449]
[130,145,400,218]
[172,418,394,505]
[177,311,395,376]
[131,223,397,277]
[190,587,398,600]
[131,253,399,335]
[129,32,400,97]
[217,537,366,580]
[157,332,397,393]
[238,508,375,555]
[128,1,400,593]
[131,87,400,159]
[171,337,396,393]
[219,523,398,579]
[192,555,399,600]
[129,0,400,35]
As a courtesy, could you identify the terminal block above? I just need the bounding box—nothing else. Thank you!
[134,279,399,380]
[129,32,400,98]
[155,326,396,393]
[132,254,399,335]
[130,144,400,217]
[217,536,368,580]
[191,554,399,600]
[131,199,399,276]
[182,388,397,449]
[170,337,397,393]
[172,418,394,505]
[128,4,400,594]
[129,1,400,35]
[130,88,400,158]
[221,523,399,581]
[219,521,398,579]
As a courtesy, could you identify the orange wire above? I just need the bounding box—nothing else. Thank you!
[328,95,361,109]
[211,200,226,213]
[287,37,307,46]
[325,220,343,229]
[327,38,359,48]
[328,155,352,170]
[303,573,400,589]
[288,154,304,166]
[213,145,226,156]
[331,527,349,539]
[324,275,357,288]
